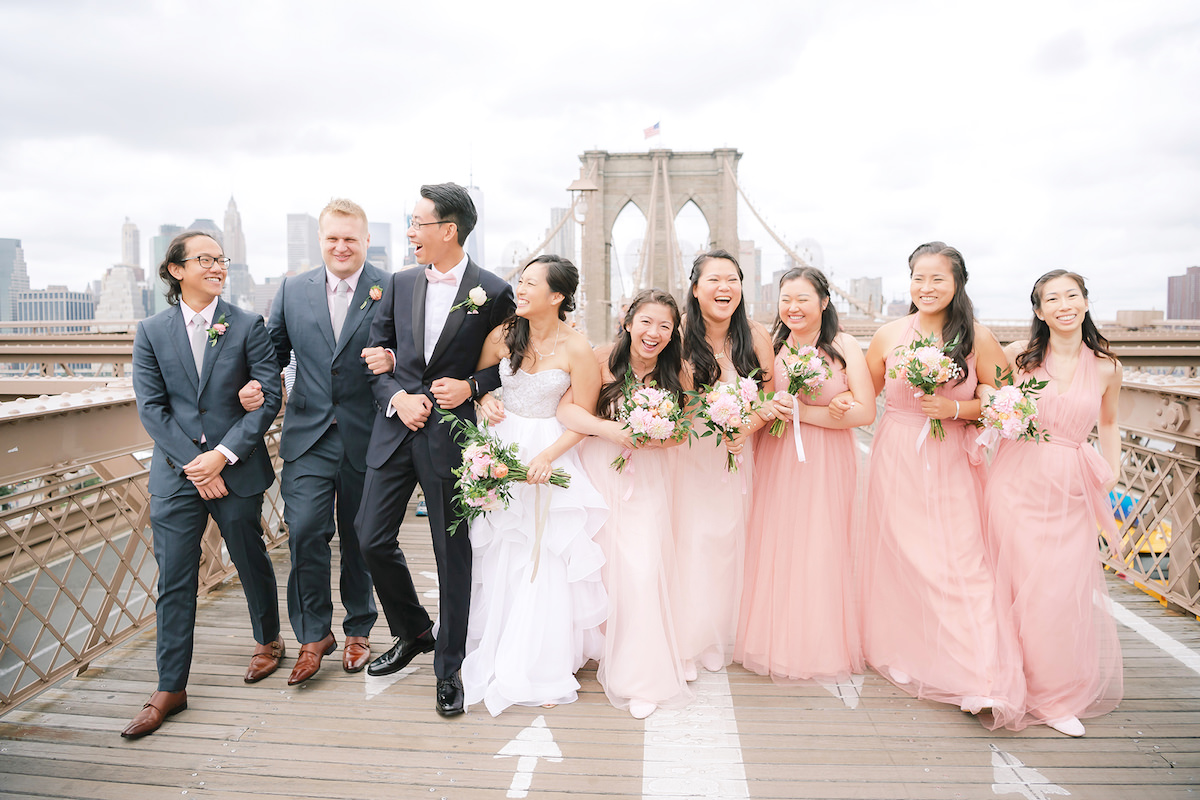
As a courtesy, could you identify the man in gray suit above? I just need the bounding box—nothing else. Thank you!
[124,231,283,739]
[258,198,382,683]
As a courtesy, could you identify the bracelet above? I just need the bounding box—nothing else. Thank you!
[953,400,960,420]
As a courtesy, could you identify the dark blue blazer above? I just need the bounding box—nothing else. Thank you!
[268,262,387,471]
[132,300,283,498]
[365,259,515,475]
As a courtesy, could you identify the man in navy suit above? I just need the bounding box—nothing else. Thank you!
[260,198,382,683]
[357,183,514,716]
[124,231,283,739]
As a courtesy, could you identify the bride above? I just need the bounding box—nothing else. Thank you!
[460,254,609,716]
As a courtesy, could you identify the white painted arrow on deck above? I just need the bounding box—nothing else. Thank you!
[495,715,562,798]
[990,744,1070,799]
[817,674,865,709]
[363,665,417,700]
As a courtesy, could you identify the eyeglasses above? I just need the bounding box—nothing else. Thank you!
[181,255,232,268]
[409,219,452,230]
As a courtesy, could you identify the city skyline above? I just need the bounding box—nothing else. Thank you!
[2,1,1198,320]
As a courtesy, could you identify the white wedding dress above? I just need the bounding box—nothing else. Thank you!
[462,358,608,716]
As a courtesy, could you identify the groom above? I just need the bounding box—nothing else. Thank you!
[356,182,514,715]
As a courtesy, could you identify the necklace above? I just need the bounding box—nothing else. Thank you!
[711,334,731,360]
[532,325,562,360]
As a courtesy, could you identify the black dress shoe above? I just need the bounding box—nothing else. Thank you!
[436,672,464,717]
[366,628,435,676]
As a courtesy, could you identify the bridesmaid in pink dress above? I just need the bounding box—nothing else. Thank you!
[675,249,776,677]
[737,268,875,682]
[561,289,694,719]
[859,242,1021,722]
[984,271,1123,737]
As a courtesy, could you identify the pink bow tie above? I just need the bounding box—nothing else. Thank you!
[425,267,457,285]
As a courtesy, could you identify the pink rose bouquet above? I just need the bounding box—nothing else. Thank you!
[976,367,1049,448]
[438,410,570,529]
[770,343,831,437]
[887,332,963,441]
[610,373,690,472]
[688,374,767,472]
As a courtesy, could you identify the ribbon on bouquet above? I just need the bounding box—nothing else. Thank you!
[530,484,552,583]
[791,395,807,463]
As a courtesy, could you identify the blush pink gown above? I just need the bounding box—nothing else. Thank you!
[672,373,753,673]
[737,350,864,681]
[984,346,1123,729]
[859,319,1022,723]
[579,439,693,712]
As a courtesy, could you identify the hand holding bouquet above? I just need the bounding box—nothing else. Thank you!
[887,332,963,441]
[611,373,691,472]
[770,343,831,437]
[688,374,767,472]
[439,411,570,530]
[976,366,1049,448]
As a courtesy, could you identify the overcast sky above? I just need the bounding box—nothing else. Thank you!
[2,0,1197,321]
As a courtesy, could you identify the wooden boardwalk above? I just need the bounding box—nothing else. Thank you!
[1,506,1199,800]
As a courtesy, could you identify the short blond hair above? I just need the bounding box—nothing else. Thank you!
[319,197,368,230]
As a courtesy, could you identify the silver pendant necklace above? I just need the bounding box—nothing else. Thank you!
[532,325,562,360]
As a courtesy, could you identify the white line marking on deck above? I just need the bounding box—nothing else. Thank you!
[495,715,562,799]
[419,570,440,600]
[817,674,865,709]
[643,669,750,799]
[1109,598,1200,678]
[990,743,1070,798]
[363,665,417,700]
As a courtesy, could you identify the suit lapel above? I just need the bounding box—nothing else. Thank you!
[427,259,479,369]
[198,300,230,395]
[167,305,199,391]
[411,270,427,364]
[334,265,381,360]
[307,271,337,351]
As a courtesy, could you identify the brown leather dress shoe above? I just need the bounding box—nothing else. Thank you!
[342,636,371,673]
[121,690,187,739]
[244,637,286,683]
[288,633,337,685]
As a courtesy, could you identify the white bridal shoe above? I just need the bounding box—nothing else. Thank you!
[1048,716,1085,737]
[889,667,912,685]
[629,700,657,720]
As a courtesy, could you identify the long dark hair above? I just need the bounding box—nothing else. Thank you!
[1015,269,1116,373]
[159,231,220,307]
[770,267,845,368]
[597,289,685,420]
[504,254,578,373]
[907,241,974,385]
[683,249,761,387]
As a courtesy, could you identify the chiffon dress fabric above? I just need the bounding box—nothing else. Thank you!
[462,358,608,716]
[579,437,693,712]
[858,318,1022,724]
[672,372,754,673]
[737,349,864,682]
[984,345,1123,729]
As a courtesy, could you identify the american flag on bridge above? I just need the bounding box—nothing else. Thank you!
[643,122,660,139]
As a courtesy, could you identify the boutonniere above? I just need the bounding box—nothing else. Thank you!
[207,314,228,346]
[450,285,488,315]
[360,284,383,310]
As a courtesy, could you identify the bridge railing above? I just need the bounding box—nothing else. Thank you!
[0,385,286,710]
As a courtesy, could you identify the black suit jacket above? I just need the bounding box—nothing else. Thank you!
[364,259,515,475]
[268,262,387,471]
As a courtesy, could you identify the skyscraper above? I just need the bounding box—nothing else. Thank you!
[548,207,575,262]
[94,265,146,329]
[0,238,30,322]
[17,286,94,333]
[1168,266,1200,319]
[287,213,320,274]
[187,219,223,247]
[148,224,184,315]
[121,218,140,267]
[466,184,485,268]
[223,197,247,265]
[368,221,392,271]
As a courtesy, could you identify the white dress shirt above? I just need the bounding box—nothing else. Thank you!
[325,265,363,319]
[423,254,468,363]
[181,297,237,465]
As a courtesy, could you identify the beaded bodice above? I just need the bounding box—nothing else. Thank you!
[499,357,572,419]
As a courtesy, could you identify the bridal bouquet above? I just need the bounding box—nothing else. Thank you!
[887,332,963,441]
[610,373,690,472]
[439,411,570,529]
[688,373,767,473]
[976,367,1049,448]
[769,343,832,437]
